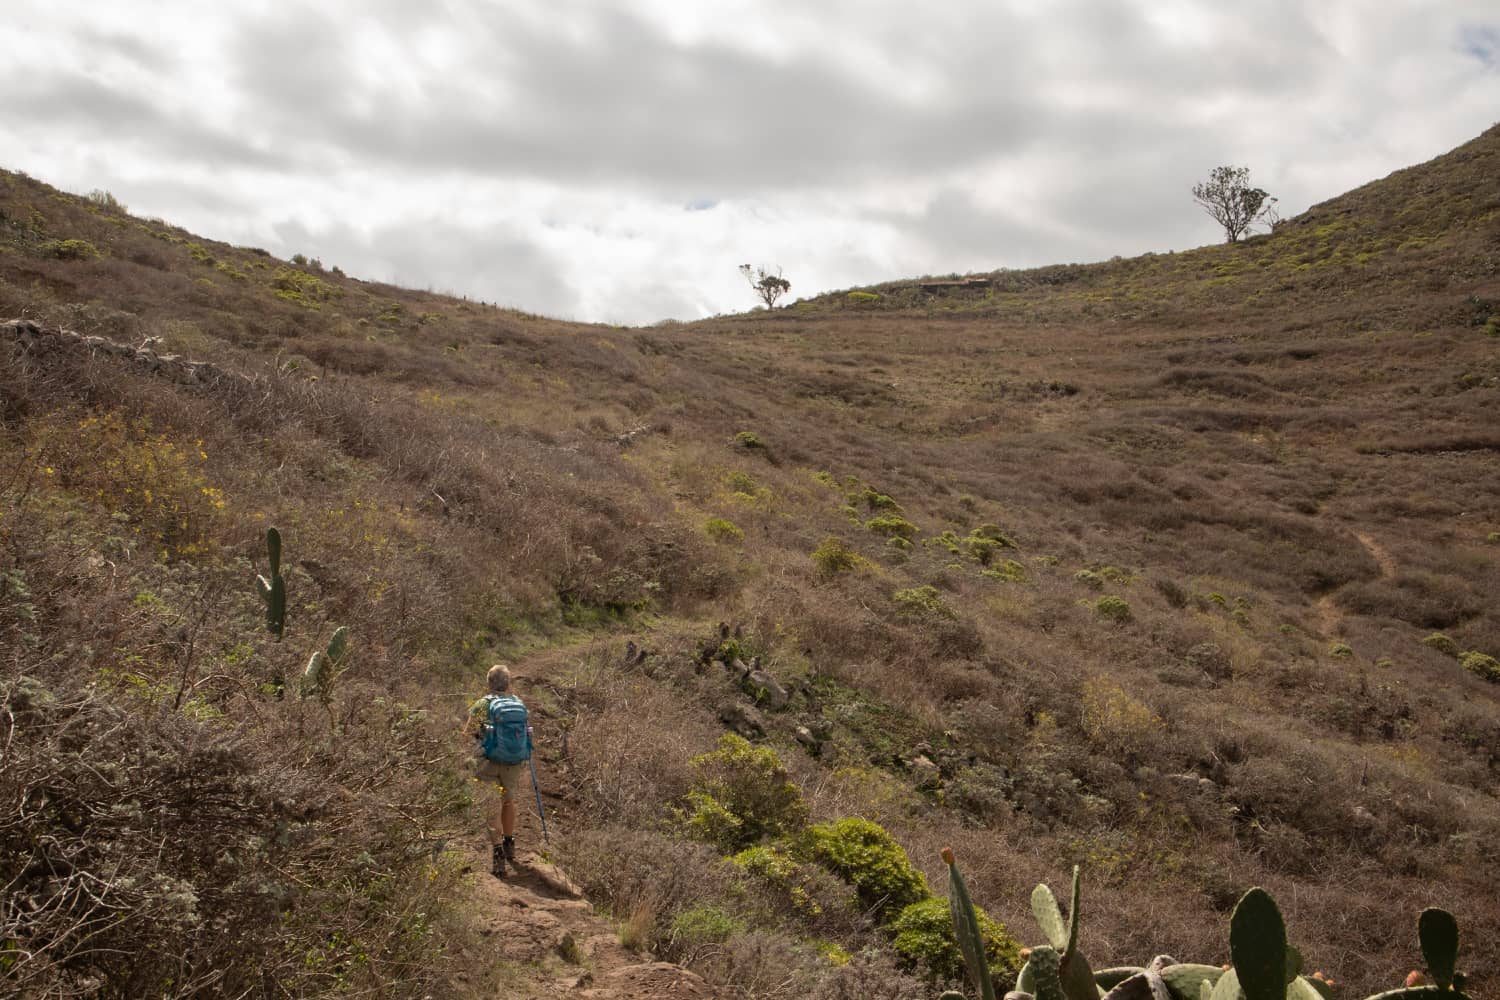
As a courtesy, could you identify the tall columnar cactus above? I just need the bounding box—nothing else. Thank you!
[943,847,997,1000]
[255,527,286,641]
[301,626,350,703]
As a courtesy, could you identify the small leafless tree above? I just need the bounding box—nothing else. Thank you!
[1192,166,1278,243]
[739,264,791,308]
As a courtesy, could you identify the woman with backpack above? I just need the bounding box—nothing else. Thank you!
[467,663,534,877]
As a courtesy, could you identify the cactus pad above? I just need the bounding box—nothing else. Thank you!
[1418,909,1458,990]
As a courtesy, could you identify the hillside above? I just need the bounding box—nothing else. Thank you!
[2,123,1498,999]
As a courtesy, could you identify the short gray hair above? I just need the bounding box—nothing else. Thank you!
[486,664,512,693]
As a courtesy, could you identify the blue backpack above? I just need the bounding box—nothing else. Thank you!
[481,694,532,764]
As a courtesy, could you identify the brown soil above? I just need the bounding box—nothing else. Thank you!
[461,844,724,1000]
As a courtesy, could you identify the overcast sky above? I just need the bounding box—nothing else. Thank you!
[9,2,1499,325]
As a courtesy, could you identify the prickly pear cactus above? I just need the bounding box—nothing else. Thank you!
[1418,908,1459,991]
[944,865,1474,1000]
[1028,946,1066,1000]
[1028,866,1094,1000]
[1230,888,1287,1000]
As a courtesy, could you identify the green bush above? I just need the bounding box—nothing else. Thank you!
[704,518,744,543]
[858,488,903,512]
[981,559,1027,583]
[893,585,956,621]
[1074,570,1103,589]
[733,430,764,449]
[970,523,1013,543]
[1094,595,1133,623]
[890,896,1021,984]
[812,537,858,575]
[683,790,743,849]
[723,470,759,494]
[669,904,742,950]
[847,291,882,303]
[967,526,1016,562]
[731,844,832,921]
[271,267,337,309]
[683,735,808,852]
[1328,642,1354,659]
[866,514,918,539]
[42,238,101,260]
[964,537,1001,565]
[1460,650,1499,682]
[802,817,927,923]
[1487,531,1500,545]
[1422,633,1460,657]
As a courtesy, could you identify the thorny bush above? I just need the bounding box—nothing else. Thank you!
[0,674,465,998]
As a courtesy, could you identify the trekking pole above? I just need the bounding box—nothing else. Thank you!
[528,755,549,845]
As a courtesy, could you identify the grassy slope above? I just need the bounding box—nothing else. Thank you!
[1,122,1497,996]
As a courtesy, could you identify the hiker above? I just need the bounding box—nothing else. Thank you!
[466,663,534,878]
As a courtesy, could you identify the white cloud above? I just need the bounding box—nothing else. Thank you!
[5,0,1497,324]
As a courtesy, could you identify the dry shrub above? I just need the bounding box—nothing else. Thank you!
[1337,571,1485,629]
[560,672,716,827]
[685,931,831,999]
[558,826,730,946]
[0,674,463,998]
[1080,676,1165,761]
[811,945,934,1000]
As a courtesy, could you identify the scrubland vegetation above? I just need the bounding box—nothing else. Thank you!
[2,124,1498,997]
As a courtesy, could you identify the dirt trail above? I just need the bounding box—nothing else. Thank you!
[459,843,723,999]
[1354,531,1397,578]
[1315,531,1396,637]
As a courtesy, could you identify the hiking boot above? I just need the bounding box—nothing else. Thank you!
[502,836,517,862]
[491,844,506,878]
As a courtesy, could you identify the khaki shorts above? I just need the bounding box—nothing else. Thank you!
[473,756,527,796]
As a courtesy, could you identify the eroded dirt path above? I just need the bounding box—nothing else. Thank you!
[458,844,722,999]
[1354,531,1397,578]
[1316,531,1396,637]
